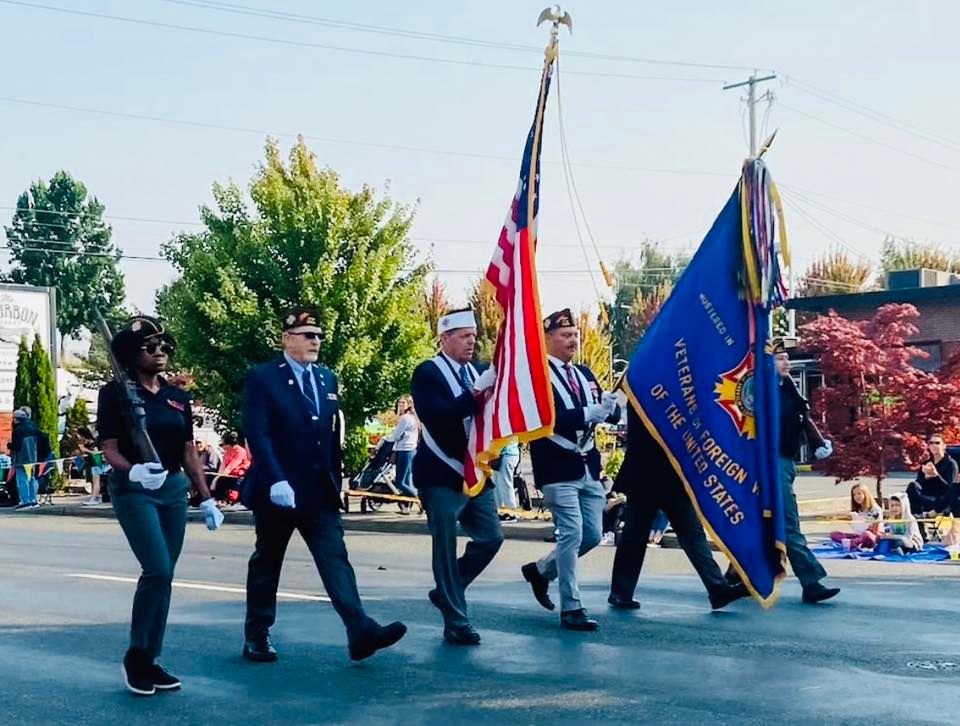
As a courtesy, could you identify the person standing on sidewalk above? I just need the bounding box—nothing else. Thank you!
[492,440,521,520]
[97,316,224,696]
[520,309,620,632]
[728,338,839,604]
[11,407,39,509]
[411,307,501,646]
[240,306,406,664]
[384,395,420,503]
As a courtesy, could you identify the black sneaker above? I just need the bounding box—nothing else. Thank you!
[122,650,156,696]
[150,663,181,691]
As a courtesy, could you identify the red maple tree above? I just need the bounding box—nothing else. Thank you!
[800,304,960,500]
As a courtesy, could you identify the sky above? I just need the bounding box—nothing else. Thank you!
[2,0,958,319]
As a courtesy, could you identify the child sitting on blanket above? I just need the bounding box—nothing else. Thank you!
[874,493,923,556]
[830,483,883,549]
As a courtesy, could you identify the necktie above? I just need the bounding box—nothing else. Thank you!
[301,369,319,415]
[565,364,585,405]
[459,365,474,391]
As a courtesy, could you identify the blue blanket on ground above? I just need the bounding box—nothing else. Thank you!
[812,541,952,562]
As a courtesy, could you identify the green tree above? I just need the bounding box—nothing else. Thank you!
[468,278,505,363]
[879,235,960,281]
[605,241,689,360]
[13,336,32,410]
[797,249,874,297]
[421,277,450,342]
[60,397,91,456]
[576,309,613,389]
[156,138,433,453]
[30,336,59,457]
[4,172,126,352]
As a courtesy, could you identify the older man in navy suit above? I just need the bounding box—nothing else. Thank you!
[241,306,406,663]
[411,307,502,646]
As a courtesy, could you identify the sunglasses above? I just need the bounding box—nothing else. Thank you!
[141,342,175,355]
[928,440,944,445]
[287,331,324,341]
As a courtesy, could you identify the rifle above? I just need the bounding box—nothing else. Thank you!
[94,310,161,465]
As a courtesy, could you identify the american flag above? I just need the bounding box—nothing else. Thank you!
[464,60,557,495]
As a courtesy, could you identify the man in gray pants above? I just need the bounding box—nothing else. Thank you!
[411,308,502,645]
[521,309,620,631]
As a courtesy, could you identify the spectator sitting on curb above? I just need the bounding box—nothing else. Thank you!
[874,493,923,557]
[829,483,883,550]
[906,433,958,541]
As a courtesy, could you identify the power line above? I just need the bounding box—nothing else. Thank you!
[777,183,957,231]
[778,102,960,174]
[4,213,706,252]
[781,196,875,263]
[0,96,732,179]
[150,0,766,73]
[784,76,960,153]
[3,242,663,276]
[0,1,725,83]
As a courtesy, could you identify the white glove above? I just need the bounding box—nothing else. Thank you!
[585,403,608,425]
[129,463,168,490]
[600,392,618,415]
[474,366,497,392]
[815,440,833,460]
[199,498,224,531]
[270,480,296,508]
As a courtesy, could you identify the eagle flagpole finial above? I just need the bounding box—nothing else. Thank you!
[537,6,572,61]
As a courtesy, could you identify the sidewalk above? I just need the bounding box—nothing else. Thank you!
[5,472,859,546]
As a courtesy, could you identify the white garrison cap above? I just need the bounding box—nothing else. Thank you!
[437,309,477,335]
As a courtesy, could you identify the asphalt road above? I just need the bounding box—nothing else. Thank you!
[1,513,958,725]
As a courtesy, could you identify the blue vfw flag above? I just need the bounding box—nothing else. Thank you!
[624,159,789,605]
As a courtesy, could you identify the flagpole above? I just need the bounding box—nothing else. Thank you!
[530,7,571,228]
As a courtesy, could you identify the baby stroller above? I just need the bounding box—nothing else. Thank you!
[347,440,404,513]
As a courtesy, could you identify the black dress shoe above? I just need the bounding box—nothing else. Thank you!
[560,609,599,631]
[709,582,750,610]
[149,663,181,691]
[443,624,481,646]
[122,649,156,696]
[428,588,444,611]
[521,562,555,611]
[607,594,641,610]
[242,635,278,662]
[802,583,840,604]
[349,621,407,661]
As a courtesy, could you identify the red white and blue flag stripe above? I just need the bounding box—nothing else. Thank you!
[464,60,557,495]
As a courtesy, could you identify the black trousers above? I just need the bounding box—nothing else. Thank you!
[610,417,726,601]
[245,506,375,641]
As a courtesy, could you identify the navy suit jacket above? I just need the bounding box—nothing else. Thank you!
[529,363,620,487]
[411,358,482,492]
[241,357,343,513]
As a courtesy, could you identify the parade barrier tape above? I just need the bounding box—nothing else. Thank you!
[344,488,549,521]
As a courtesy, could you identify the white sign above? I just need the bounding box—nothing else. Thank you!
[0,284,57,412]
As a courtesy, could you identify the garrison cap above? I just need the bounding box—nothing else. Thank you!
[543,308,576,333]
[282,306,322,332]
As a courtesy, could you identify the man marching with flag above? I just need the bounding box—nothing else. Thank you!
[411,12,560,645]
[412,308,502,645]
[612,156,791,609]
[520,309,620,631]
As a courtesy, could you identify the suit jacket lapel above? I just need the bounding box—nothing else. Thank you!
[279,359,317,423]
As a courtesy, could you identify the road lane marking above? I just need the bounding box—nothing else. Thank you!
[64,573,332,602]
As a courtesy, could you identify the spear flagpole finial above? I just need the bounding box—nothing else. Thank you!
[537,5,572,61]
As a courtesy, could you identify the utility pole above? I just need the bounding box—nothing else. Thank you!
[723,72,777,157]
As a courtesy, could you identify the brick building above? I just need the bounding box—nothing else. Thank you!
[783,269,960,461]
[786,268,960,372]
